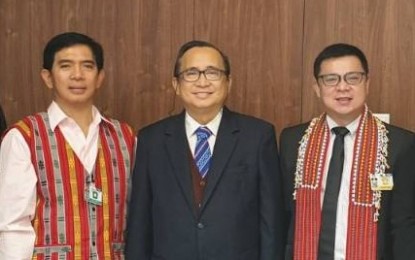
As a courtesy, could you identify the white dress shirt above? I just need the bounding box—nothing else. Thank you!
[185,110,222,156]
[322,115,360,260]
[0,101,108,259]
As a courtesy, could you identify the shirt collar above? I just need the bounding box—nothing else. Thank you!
[47,101,112,130]
[326,114,360,137]
[185,109,223,138]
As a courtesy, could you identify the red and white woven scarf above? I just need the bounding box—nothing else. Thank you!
[293,106,389,260]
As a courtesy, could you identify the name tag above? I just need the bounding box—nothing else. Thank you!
[370,173,394,191]
[85,185,103,205]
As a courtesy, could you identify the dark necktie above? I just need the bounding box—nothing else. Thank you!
[318,126,349,260]
[194,127,212,178]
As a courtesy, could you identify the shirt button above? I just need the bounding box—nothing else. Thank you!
[197,223,205,229]
[199,181,206,187]
[92,241,96,246]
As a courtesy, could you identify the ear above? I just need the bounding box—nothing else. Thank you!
[96,70,105,89]
[41,69,54,89]
[227,75,232,93]
[365,77,370,95]
[312,80,321,98]
[172,77,180,95]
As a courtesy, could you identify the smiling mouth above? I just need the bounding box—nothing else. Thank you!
[69,86,87,93]
[336,96,352,100]
[193,92,212,97]
[336,97,352,103]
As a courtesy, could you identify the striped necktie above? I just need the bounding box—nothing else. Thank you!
[194,127,212,178]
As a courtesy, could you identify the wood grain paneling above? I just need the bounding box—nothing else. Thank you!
[193,0,304,132]
[0,0,193,132]
[86,0,194,129]
[0,0,90,126]
[1,0,415,137]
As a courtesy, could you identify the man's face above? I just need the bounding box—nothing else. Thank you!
[313,55,369,126]
[173,47,231,118]
[41,44,104,109]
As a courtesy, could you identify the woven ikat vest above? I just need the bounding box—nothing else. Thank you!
[14,113,135,260]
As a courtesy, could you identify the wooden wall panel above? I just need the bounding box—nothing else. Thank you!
[0,0,193,131]
[0,0,90,126]
[302,0,415,130]
[86,0,194,129]
[0,0,43,125]
[193,0,304,132]
[1,0,415,136]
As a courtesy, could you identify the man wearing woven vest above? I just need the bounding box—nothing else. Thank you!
[0,32,136,259]
[280,43,415,260]
[125,40,285,260]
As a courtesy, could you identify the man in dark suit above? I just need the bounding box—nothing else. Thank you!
[125,40,285,260]
[280,43,414,260]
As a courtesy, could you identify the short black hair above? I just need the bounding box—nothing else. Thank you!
[43,32,104,71]
[173,40,230,78]
[313,43,369,79]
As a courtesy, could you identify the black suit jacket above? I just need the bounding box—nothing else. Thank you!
[391,142,415,260]
[279,122,415,260]
[125,108,285,260]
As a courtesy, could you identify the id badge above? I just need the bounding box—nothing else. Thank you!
[85,185,103,205]
[370,173,394,191]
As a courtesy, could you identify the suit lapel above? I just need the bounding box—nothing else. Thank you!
[201,108,239,211]
[164,112,194,213]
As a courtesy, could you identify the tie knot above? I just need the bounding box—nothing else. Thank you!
[332,126,349,137]
[195,127,212,140]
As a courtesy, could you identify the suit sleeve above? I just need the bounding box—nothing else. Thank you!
[279,128,294,260]
[392,142,415,259]
[279,126,307,260]
[259,125,285,260]
[125,132,152,260]
[279,128,296,212]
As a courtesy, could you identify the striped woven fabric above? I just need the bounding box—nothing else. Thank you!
[14,113,135,260]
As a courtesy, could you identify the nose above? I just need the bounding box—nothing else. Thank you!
[70,65,84,80]
[336,79,351,91]
[195,72,210,87]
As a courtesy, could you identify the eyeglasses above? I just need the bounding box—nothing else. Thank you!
[318,72,367,87]
[178,68,226,82]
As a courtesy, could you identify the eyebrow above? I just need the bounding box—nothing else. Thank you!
[56,59,96,65]
[320,71,365,76]
[184,65,223,71]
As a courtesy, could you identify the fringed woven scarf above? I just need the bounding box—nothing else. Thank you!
[293,106,389,260]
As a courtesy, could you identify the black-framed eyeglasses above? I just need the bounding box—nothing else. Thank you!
[318,71,367,87]
[178,67,226,82]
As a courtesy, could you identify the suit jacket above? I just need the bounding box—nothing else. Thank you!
[279,122,415,260]
[391,142,415,259]
[125,107,285,260]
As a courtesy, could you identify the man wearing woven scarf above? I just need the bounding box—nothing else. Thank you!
[280,43,415,260]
